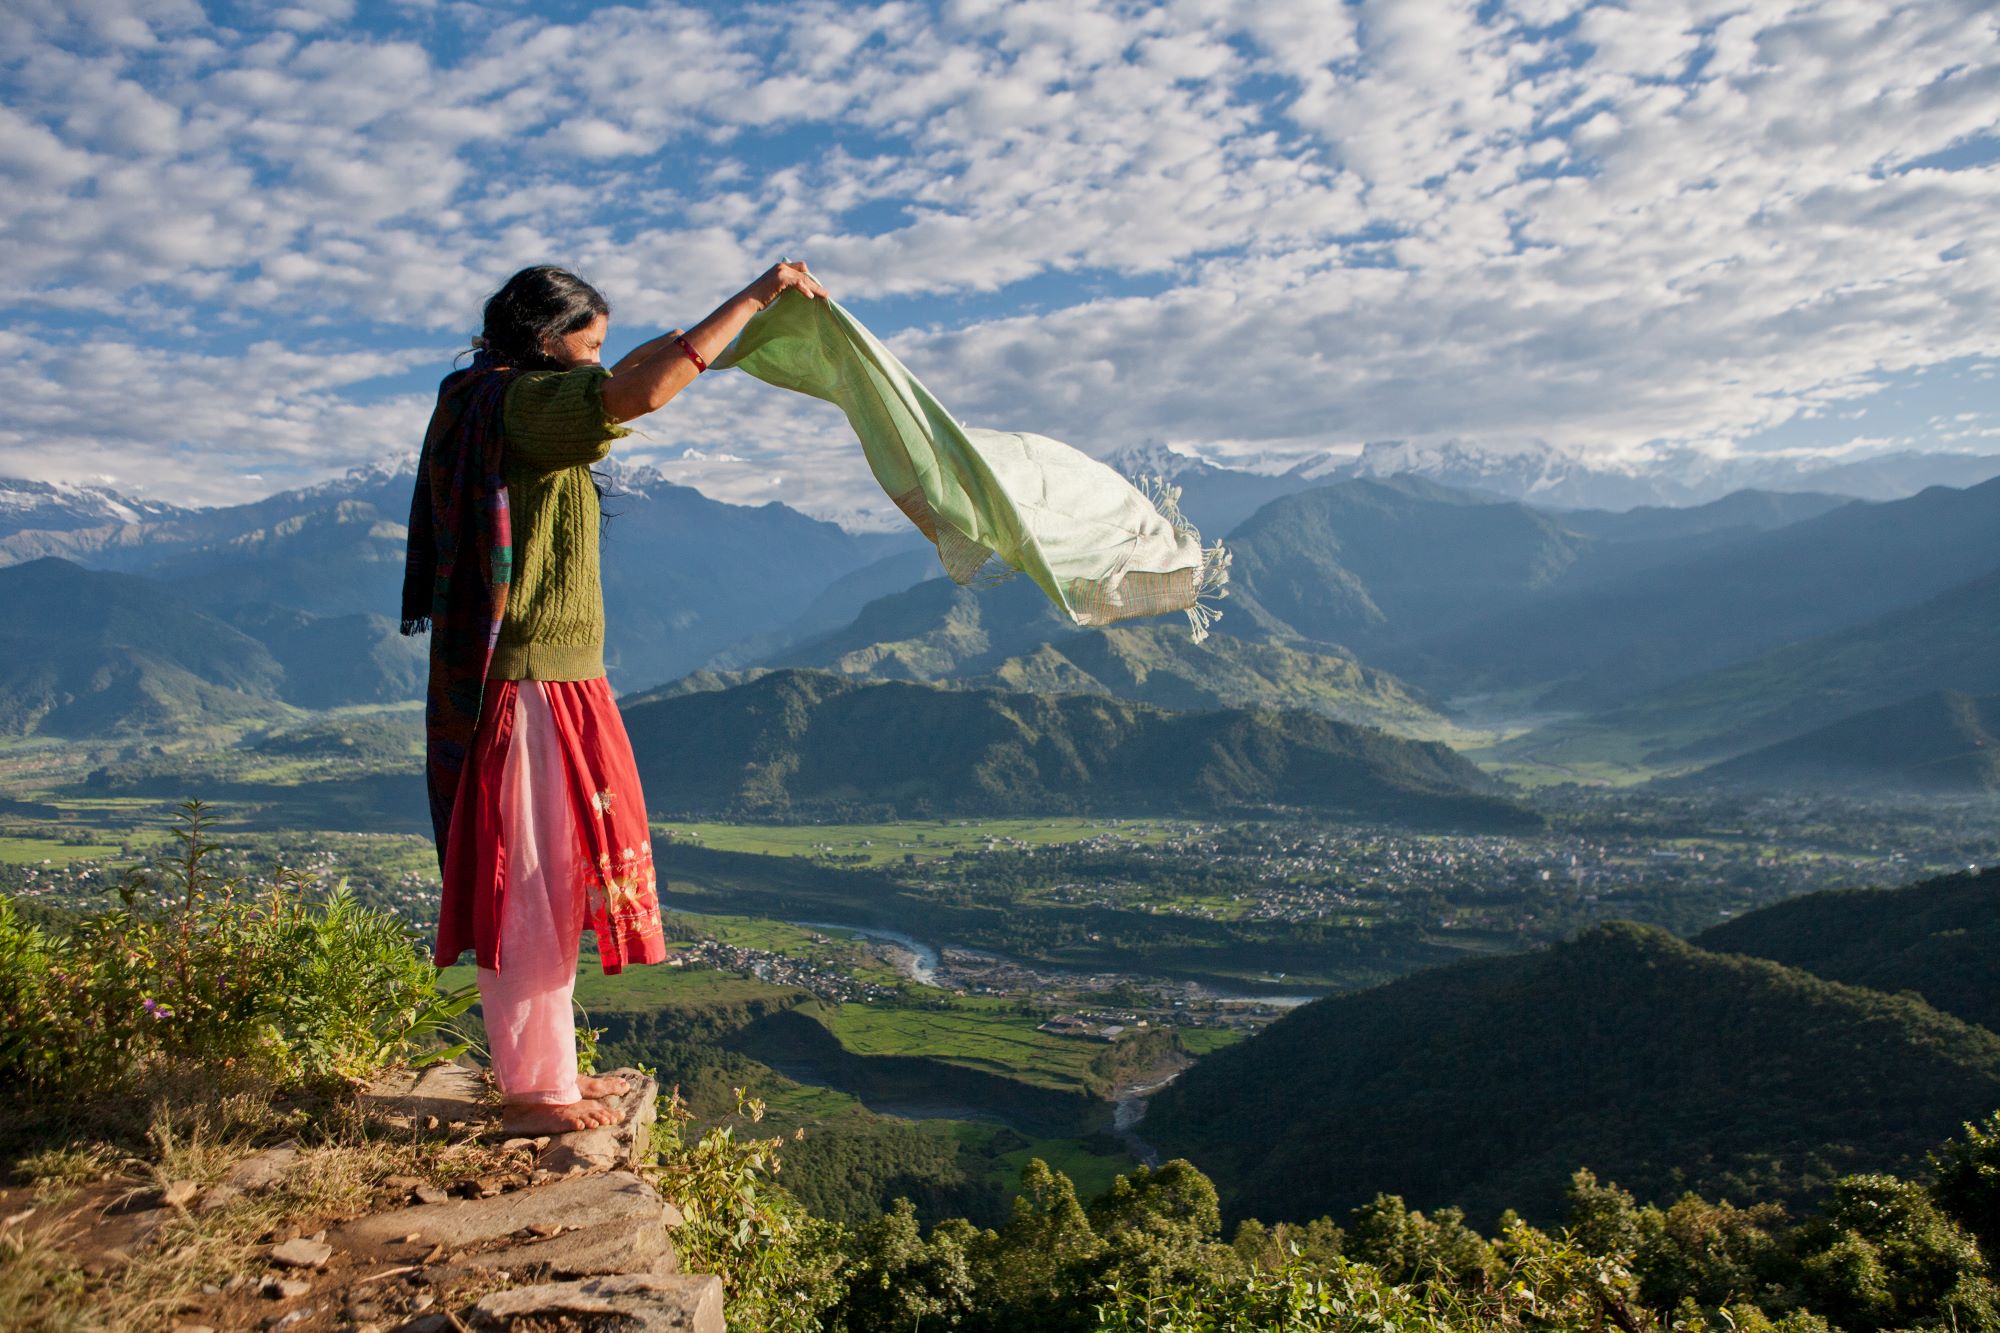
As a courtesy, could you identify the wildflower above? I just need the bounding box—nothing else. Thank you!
[141,997,175,1019]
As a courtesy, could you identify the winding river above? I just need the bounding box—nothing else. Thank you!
[793,920,941,985]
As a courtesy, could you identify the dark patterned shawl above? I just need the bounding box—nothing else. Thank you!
[400,354,525,868]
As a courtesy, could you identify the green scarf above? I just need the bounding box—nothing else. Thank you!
[716,293,1231,640]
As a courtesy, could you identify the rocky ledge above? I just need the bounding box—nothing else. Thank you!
[170,1062,723,1333]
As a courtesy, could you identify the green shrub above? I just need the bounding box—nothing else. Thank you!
[645,1086,845,1333]
[1931,1111,2000,1260]
[0,801,471,1102]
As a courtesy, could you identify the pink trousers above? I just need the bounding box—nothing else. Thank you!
[475,682,585,1106]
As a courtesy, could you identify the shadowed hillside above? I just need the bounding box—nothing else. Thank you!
[1143,920,2000,1226]
[1498,568,2000,772]
[1697,865,2000,1033]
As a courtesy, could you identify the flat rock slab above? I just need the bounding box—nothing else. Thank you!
[462,1216,680,1279]
[359,1061,492,1129]
[334,1171,671,1253]
[269,1237,332,1269]
[467,1273,723,1333]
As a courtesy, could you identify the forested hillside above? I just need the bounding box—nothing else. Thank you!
[1142,920,2000,1226]
[620,668,1534,828]
[1697,865,2000,1032]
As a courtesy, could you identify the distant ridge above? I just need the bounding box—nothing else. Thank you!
[619,668,1535,829]
[1143,920,2000,1225]
[1222,475,1594,652]
[1272,437,1995,509]
[0,465,909,696]
[1418,475,2000,707]
[1688,690,2000,793]
[1697,865,2000,1032]
[1503,567,2000,772]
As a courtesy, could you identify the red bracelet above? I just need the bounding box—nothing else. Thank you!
[674,334,707,374]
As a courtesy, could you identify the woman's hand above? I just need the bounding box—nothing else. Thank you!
[748,260,830,308]
[602,265,828,423]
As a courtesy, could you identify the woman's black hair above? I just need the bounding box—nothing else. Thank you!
[476,265,621,526]
[477,265,610,369]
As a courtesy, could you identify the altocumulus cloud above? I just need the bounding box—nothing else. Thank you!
[0,0,1993,516]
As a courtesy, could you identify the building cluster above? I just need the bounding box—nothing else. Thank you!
[673,936,899,1005]
[1037,1011,1146,1041]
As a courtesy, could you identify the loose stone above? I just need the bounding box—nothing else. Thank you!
[269,1237,333,1269]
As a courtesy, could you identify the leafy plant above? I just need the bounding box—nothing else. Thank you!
[0,800,470,1102]
[644,1085,845,1333]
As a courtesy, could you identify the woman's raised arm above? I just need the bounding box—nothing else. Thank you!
[599,261,829,423]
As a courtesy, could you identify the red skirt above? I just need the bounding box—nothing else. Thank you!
[436,677,667,975]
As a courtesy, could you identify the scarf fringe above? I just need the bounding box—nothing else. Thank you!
[1136,473,1233,644]
[1186,540,1233,644]
[401,617,431,637]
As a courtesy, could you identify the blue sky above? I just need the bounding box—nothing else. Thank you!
[0,0,1995,524]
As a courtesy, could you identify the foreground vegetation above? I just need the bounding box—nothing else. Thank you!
[3,815,1995,1332]
[653,1093,2000,1333]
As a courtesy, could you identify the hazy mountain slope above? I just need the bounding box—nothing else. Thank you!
[767,574,1449,733]
[1413,476,2000,707]
[619,669,1533,829]
[1498,568,2000,770]
[1224,476,1595,651]
[1687,691,2000,794]
[704,546,938,671]
[592,479,909,688]
[1143,921,2000,1226]
[1697,866,2000,1034]
[0,559,286,735]
[222,605,428,708]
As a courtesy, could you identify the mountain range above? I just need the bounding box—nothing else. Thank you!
[4,449,1998,798]
[0,558,289,736]
[1120,437,2000,514]
[1492,568,2000,774]
[1400,474,2000,709]
[0,464,918,704]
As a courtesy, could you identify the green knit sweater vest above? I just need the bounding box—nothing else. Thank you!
[486,367,630,681]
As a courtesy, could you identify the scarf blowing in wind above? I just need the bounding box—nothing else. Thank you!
[404,296,1230,873]
[400,354,524,867]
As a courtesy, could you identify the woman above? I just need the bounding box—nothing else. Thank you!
[404,259,830,1133]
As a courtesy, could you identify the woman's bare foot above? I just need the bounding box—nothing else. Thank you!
[578,1074,630,1099]
[501,1098,619,1134]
